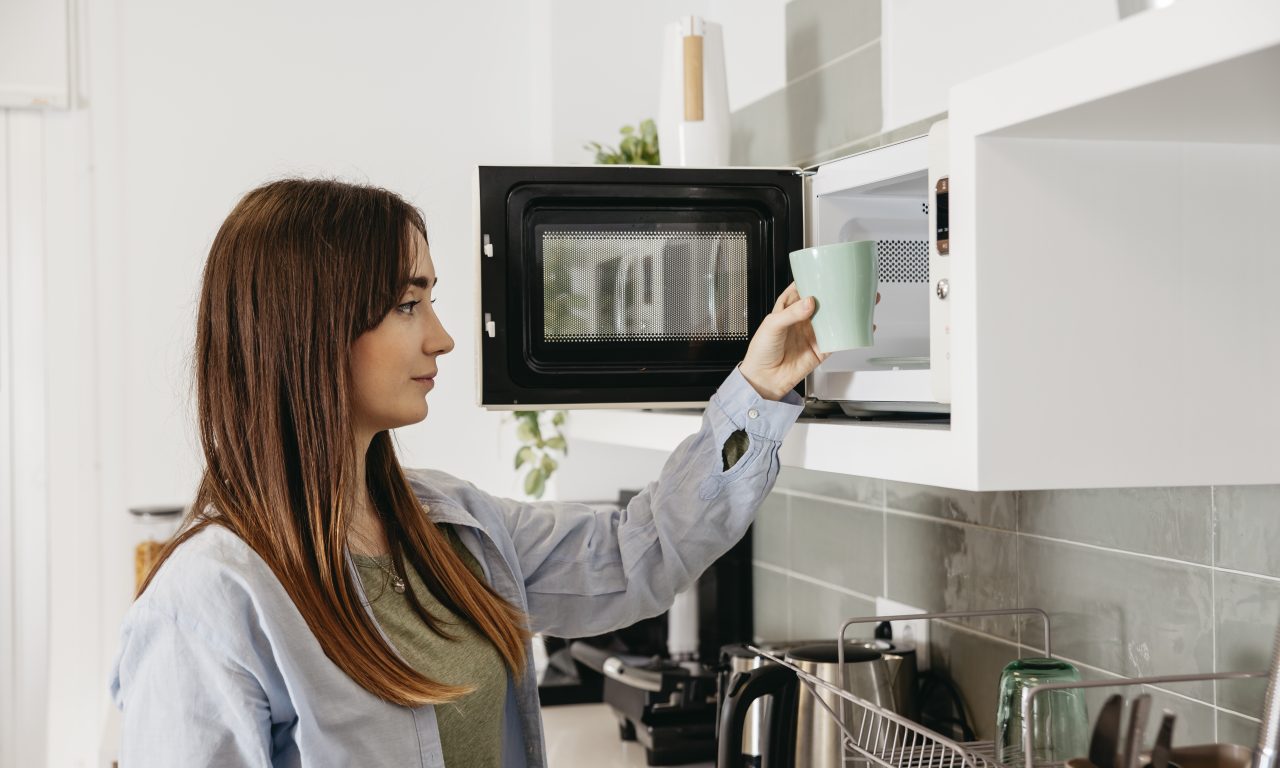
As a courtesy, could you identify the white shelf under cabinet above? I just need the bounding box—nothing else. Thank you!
[570,410,965,489]
[570,0,1280,492]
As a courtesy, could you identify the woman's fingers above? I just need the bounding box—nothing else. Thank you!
[773,282,801,313]
[775,294,816,327]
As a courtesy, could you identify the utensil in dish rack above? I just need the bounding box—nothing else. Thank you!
[1122,694,1153,768]
[1252,624,1280,768]
[1090,694,1126,768]
[1149,711,1177,768]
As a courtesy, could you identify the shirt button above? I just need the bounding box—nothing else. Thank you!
[748,408,760,419]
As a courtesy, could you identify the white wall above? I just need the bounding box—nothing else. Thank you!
[109,0,554,508]
[544,0,789,164]
[6,1,556,765]
[881,0,1116,129]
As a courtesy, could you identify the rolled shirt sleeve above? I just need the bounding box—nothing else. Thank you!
[499,365,803,638]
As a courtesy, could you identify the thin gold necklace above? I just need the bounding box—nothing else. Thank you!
[372,556,406,594]
[350,504,406,594]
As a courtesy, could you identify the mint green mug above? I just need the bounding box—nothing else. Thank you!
[788,240,878,352]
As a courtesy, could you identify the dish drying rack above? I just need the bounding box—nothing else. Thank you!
[745,608,1268,768]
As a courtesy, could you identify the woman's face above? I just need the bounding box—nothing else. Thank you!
[349,230,454,439]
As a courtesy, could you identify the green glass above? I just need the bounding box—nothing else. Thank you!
[788,240,878,352]
[995,658,1089,766]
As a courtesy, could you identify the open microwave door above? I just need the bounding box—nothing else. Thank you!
[476,166,803,409]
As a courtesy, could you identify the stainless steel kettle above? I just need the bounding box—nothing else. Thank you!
[717,641,920,768]
[718,641,819,766]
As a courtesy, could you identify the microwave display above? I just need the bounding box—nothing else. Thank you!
[934,177,950,255]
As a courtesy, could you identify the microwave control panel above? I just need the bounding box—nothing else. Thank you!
[928,120,952,404]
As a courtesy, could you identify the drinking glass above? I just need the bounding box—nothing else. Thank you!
[995,658,1089,766]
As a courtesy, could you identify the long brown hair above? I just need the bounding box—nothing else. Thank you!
[140,178,529,705]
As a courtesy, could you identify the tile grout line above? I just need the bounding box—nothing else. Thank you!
[753,560,879,605]
[1015,491,1023,653]
[1018,529,1218,571]
[1043,652,1223,711]
[1211,564,1280,584]
[936,616,1022,651]
[781,487,1019,536]
[1211,485,1219,743]
[777,487,883,515]
[881,485,889,598]
[784,492,794,639]
[731,37,881,117]
[781,37,880,91]
[793,113,948,169]
[1218,704,1263,724]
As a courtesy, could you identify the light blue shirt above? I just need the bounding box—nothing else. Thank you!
[110,367,803,767]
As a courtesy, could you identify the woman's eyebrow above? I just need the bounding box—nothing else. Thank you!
[407,276,438,290]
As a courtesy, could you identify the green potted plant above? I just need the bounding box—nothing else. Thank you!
[584,119,661,165]
[511,411,567,499]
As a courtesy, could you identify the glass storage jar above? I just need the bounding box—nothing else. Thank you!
[129,505,184,591]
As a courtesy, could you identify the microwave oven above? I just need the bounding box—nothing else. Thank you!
[475,120,950,417]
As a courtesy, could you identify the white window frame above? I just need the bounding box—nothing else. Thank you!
[0,108,14,768]
[1,109,51,768]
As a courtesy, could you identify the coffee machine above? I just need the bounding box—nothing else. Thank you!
[558,507,754,766]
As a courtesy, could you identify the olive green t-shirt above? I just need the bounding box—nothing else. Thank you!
[353,527,507,767]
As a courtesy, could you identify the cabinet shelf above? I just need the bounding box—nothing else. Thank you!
[951,0,1280,144]
[569,409,963,489]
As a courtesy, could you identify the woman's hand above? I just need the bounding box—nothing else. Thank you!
[738,283,878,401]
[738,283,825,401]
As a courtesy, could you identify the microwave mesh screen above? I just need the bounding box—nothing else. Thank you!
[540,228,750,343]
[876,239,930,284]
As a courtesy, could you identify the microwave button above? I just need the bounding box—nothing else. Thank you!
[935,279,950,300]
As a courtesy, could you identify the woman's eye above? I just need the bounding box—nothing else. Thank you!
[396,300,422,315]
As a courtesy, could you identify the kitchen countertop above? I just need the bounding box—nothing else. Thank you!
[542,703,714,768]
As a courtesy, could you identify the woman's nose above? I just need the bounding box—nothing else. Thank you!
[426,313,455,356]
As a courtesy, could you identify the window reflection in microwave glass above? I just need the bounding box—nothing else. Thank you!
[540,228,750,343]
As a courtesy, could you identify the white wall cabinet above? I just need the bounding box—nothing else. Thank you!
[571,0,1280,491]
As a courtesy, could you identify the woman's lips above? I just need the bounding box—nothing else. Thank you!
[412,376,435,389]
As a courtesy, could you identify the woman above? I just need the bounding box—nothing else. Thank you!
[110,178,828,767]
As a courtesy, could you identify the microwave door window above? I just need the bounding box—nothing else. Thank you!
[538,226,749,350]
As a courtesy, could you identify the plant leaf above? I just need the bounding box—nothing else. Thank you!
[515,445,535,469]
[540,454,558,473]
[551,412,566,427]
[516,421,537,443]
[524,467,546,498]
[544,435,567,452]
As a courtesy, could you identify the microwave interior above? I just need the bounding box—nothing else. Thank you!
[806,167,948,417]
[478,167,801,407]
